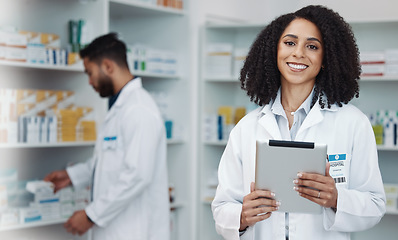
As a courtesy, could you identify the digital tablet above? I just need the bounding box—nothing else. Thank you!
[255,139,327,214]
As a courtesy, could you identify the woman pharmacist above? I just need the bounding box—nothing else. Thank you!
[212,5,386,240]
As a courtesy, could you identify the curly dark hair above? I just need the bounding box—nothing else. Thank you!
[240,5,361,108]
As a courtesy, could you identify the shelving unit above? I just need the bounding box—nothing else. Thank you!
[107,1,193,240]
[0,1,105,240]
[350,21,398,240]
[0,1,193,240]
[198,23,264,240]
[199,18,398,239]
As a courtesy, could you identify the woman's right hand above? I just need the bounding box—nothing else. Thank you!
[240,182,280,231]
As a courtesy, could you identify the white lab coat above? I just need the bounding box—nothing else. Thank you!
[67,78,170,240]
[212,100,386,240]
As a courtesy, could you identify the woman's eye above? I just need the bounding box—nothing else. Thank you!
[308,44,318,50]
[284,41,295,46]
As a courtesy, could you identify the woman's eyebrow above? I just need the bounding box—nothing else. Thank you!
[307,37,322,43]
[282,34,322,44]
[282,34,298,39]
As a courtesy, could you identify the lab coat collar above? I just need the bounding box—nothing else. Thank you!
[258,92,338,140]
[104,77,142,123]
[258,104,283,139]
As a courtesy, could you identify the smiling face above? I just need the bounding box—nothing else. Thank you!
[277,18,324,88]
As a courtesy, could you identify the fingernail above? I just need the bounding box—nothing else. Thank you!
[271,192,275,197]
[276,201,281,206]
[293,186,299,191]
[297,173,302,178]
[293,179,298,184]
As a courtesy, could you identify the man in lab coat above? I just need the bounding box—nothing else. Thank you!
[44,33,170,240]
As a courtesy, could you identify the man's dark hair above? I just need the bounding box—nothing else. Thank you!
[240,5,361,109]
[79,32,129,69]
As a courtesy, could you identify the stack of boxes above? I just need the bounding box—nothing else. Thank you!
[0,176,90,227]
[0,29,79,66]
[384,184,398,213]
[205,43,233,79]
[0,88,96,144]
[127,45,178,76]
[133,0,183,9]
[360,49,398,77]
[368,110,398,147]
[203,106,247,142]
[205,43,248,80]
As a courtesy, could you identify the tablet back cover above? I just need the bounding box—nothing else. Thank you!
[255,140,327,214]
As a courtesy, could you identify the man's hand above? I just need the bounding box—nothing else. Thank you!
[64,210,94,236]
[43,170,71,193]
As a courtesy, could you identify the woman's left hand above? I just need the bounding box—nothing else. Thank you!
[294,162,338,209]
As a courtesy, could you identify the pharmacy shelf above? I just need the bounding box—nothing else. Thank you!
[0,218,67,232]
[360,76,398,82]
[109,0,184,19]
[203,140,228,146]
[0,141,95,149]
[0,202,184,232]
[132,71,181,79]
[170,202,185,209]
[167,139,185,145]
[377,146,398,151]
[386,209,398,215]
[0,61,83,72]
[202,198,213,205]
[204,77,239,83]
[205,22,266,29]
[0,140,184,148]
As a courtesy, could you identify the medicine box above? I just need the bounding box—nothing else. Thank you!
[384,183,398,211]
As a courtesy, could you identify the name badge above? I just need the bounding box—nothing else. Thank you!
[103,136,117,150]
[328,154,347,185]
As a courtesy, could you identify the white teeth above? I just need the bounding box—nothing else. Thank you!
[288,63,308,70]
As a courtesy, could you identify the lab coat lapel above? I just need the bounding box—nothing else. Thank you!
[296,102,324,139]
[257,105,282,139]
[102,78,139,124]
[103,101,118,124]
